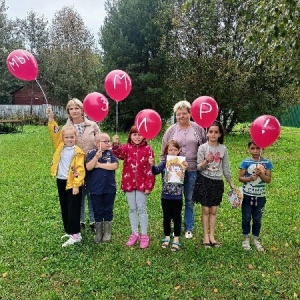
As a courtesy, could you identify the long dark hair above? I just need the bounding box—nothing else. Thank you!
[208,121,224,144]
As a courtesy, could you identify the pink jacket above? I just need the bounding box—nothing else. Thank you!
[112,141,155,193]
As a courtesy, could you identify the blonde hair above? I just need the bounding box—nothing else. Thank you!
[173,100,191,113]
[66,98,84,119]
[61,125,78,137]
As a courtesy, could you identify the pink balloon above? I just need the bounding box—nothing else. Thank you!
[191,96,219,128]
[250,115,281,148]
[6,49,38,81]
[104,69,132,102]
[135,109,162,139]
[83,92,109,122]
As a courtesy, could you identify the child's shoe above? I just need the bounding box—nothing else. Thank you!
[140,234,150,249]
[126,233,139,246]
[62,233,82,247]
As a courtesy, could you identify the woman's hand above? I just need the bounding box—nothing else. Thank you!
[46,105,54,122]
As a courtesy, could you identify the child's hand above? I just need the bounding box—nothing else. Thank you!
[249,173,258,181]
[205,153,214,162]
[112,135,119,143]
[145,190,151,195]
[148,157,154,166]
[95,149,103,159]
[182,161,188,169]
[72,187,79,195]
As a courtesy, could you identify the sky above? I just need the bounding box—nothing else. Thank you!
[5,0,107,37]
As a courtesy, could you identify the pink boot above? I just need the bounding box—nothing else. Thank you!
[126,233,139,246]
[140,234,150,249]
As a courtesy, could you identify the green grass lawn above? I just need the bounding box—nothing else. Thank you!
[0,125,299,300]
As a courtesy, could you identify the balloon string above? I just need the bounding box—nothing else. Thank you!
[116,102,118,135]
[35,79,48,107]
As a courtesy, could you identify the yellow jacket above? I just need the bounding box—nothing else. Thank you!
[48,121,85,190]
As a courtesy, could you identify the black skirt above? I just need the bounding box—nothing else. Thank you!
[192,172,224,207]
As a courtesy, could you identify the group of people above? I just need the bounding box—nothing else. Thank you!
[47,99,273,252]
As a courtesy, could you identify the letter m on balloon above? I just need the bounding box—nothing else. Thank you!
[114,74,128,90]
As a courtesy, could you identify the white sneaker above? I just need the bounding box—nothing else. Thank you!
[185,231,193,239]
[61,234,72,239]
[62,234,82,247]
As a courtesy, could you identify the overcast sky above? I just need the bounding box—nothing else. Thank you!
[6,0,107,37]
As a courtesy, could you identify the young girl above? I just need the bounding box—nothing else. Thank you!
[238,140,273,252]
[49,124,85,247]
[192,121,235,248]
[85,133,119,244]
[112,126,155,249]
[149,140,187,252]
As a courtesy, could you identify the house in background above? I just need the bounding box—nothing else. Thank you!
[0,83,65,120]
[10,82,58,106]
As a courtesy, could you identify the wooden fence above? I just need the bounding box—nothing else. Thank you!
[279,105,300,128]
[0,105,66,120]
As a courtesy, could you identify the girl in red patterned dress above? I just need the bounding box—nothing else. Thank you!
[112,126,155,249]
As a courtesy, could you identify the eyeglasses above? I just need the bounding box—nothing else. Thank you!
[101,140,111,144]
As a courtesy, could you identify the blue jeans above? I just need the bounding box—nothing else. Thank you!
[91,193,116,222]
[80,183,95,224]
[242,195,266,238]
[184,171,197,231]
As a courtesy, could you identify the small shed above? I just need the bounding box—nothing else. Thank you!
[10,82,58,106]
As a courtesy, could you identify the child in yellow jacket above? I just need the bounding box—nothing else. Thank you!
[49,122,85,247]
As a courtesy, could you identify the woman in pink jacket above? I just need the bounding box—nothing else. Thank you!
[112,126,155,249]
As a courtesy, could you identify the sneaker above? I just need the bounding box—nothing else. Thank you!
[126,233,139,246]
[140,234,150,249]
[62,234,82,247]
[185,231,193,239]
[61,234,72,239]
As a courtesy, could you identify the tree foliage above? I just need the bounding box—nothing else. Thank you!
[100,0,175,131]
[0,0,22,104]
[12,11,49,56]
[39,6,102,104]
[168,0,297,132]
[245,0,300,81]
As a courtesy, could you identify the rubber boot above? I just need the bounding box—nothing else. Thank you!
[102,221,112,242]
[94,222,103,244]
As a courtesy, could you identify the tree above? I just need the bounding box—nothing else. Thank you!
[245,0,300,81]
[12,11,49,56]
[40,6,102,104]
[168,0,296,132]
[100,0,174,131]
[0,0,22,104]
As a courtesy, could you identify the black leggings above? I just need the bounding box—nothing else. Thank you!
[161,198,183,237]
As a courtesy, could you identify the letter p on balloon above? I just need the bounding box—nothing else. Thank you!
[191,96,219,128]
